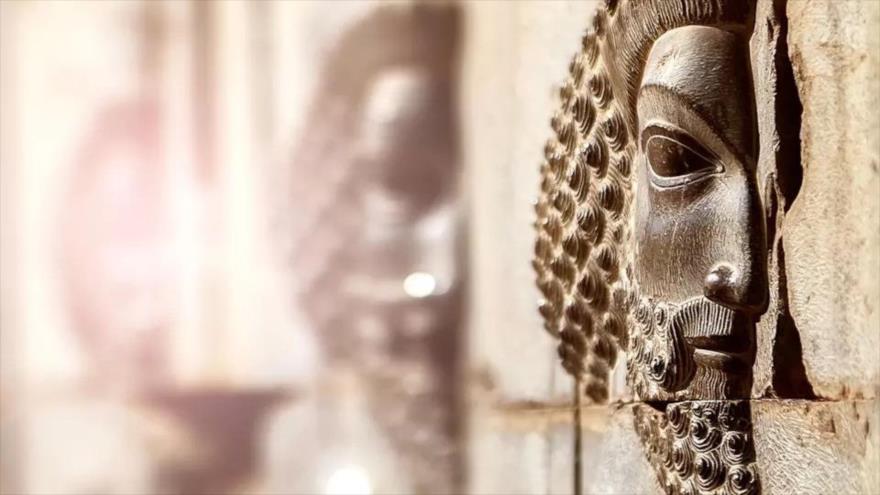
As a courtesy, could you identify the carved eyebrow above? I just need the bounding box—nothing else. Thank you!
[639,122,720,162]
[637,83,747,162]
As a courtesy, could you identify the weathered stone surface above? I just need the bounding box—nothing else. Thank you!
[752,399,880,495]
[581,405,659,494]
[462,1,598,403]
[750,0,817,400]
[468,403,575,495]
[783,1,880,399]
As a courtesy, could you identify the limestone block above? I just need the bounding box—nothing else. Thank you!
[784,1,880,399]
[581,405,659,494]
[468,403,664,495]
[750,0,817,400]
[752,399,880,494]
[468,403,575,495]
[462,1,599,403]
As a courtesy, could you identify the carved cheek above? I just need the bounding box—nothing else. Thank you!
[634,157,766,307]
[634,177,725,300]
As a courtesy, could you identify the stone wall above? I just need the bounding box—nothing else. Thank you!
[463,1,880,493]
[461,3,598,493]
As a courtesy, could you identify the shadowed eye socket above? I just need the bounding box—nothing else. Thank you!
[641,124,723,188]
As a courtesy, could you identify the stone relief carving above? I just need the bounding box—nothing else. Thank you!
[533,1,769,493]
[289,5,463,493]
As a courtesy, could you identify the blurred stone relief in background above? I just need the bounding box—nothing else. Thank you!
[0,2,471,493]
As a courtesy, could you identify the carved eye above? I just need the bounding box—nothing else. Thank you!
[642,124,722,187]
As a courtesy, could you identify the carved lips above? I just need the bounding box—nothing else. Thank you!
[633,295,754,395]
[669,297,754,372]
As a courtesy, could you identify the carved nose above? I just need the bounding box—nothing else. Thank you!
[703,263,767,315]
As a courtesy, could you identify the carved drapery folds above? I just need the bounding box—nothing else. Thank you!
[533,1,769,493]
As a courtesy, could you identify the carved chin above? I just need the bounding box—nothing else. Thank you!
[629,295,755,398]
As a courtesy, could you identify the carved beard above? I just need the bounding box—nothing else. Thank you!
[633,400,760,495]
[627,295,756,400]
[626,290,761,494]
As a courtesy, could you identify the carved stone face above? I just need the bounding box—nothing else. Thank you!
[534,3,770,493]
[628,26,768,400]
[533,0,768,402]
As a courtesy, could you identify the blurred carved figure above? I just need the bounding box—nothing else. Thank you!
[284,4,464,494]
[59,100,175,392]
[32,99,180,495]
